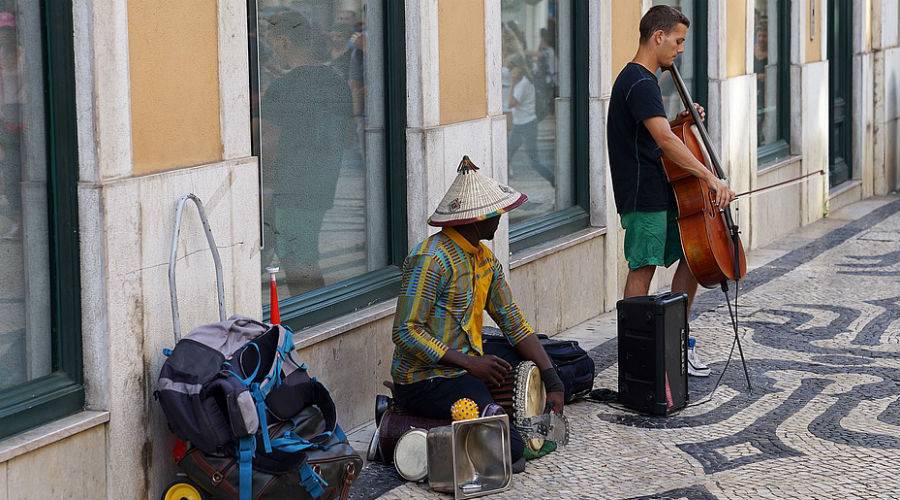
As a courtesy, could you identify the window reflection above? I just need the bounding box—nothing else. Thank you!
[755,0,782,149]
[502,0,573,225]
[255,1,387,300]
[0,1,51,390]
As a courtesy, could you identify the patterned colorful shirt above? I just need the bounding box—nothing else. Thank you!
[391,227,535,384]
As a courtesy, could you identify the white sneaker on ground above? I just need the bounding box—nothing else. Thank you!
[687,338,710,377]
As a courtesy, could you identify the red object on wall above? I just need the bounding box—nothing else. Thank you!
[267,267,281,325]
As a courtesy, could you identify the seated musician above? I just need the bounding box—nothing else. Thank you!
[390,156,565,471]
[607,6,736,376]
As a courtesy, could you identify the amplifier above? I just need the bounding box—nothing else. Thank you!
[616,292,689,416]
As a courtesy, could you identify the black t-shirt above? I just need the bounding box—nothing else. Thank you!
[607,62,673,213]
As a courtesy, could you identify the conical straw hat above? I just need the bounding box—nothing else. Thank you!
[428,156,527,227]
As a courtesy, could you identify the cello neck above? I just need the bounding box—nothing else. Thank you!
[667,64,727,181]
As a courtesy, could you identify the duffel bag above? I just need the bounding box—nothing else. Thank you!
[178,406,363,500]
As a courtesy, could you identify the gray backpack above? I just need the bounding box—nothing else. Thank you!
[156,316,339,499]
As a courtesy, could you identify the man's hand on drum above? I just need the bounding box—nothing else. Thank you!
[546,391,564,414]
[464,354,512,386]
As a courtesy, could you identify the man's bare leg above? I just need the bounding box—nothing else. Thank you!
[624,266,656,298]
[671,259,698,313]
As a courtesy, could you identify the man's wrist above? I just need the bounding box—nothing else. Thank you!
[540,367,565,393]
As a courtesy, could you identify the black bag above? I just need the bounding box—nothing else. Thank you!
[483,327,595,402]
[536,335,595,402]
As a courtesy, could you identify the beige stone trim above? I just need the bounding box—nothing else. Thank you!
[0,411,109,464]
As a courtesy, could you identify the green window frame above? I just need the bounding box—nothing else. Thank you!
[756,0,792,165]
[509,0,591,253]
[0,0,84,440]
[248,1,408,330]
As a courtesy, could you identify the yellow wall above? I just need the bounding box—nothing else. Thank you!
[727,0,747,77]
[611,1,643,77]
[128,0,222,174]
[438,0,487,124]
[805,0,823,62]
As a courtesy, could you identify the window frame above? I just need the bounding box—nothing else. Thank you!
[0,0,84,440]
[756,0,792,165]
[692,0,708,109]
[508,0,591,253]
[248,0,408,330]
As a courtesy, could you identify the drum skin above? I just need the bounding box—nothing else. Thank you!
[490,361,546,452]
[394,428,429,481]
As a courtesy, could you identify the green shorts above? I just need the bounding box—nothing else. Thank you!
[620,210,683,270]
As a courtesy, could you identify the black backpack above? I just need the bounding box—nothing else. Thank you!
[535,334,595,402]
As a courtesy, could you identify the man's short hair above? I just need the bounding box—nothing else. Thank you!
[639,5,690,43]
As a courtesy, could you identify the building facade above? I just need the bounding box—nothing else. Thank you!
[0,0,897,498]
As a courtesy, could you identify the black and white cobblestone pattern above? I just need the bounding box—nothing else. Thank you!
[354,198,900,499]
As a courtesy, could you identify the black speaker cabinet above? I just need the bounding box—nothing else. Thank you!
[616,292,688,416]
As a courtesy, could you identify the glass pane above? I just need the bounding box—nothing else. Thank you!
[256,0,388,299]
[652,0,698,118]
[755,0,782,148]
[0,2,51,391]
[502,0,574,224]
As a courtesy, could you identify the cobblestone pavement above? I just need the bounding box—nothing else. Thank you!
[350,196,900,499]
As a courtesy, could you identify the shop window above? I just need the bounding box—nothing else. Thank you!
[501,0,590,252]
[249,0,407,329]
[0,0,84,440]
[754,0,791,164]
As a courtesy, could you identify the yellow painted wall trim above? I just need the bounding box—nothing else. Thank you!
[438,0,487,124]
[611,1,643,78]
[129,0,223,175]
[727,0,747,77]
[805,0,823,62]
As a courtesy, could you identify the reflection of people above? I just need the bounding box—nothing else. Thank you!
[0,10,21,240]
[607,6,736,376]
[754,11,770,144]
[507,57,553,185]
[391,156,565,473]
[260,12,352,291]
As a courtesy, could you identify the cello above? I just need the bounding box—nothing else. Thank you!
[660,64,746,289]
[662,63,752,393]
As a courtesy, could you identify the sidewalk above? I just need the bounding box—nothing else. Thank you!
[349,195,900,499]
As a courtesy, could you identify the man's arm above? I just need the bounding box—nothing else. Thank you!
[392,255,452,364]
[644,116,736,208]
[485,260,565,413]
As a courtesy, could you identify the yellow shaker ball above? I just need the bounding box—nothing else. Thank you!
[451,398,479,421]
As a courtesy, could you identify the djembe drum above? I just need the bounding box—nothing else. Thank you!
[488,360,546,452]
[375,406,449,464]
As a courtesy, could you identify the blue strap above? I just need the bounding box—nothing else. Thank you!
[162,348,173,357]
[239,343,262,384]
[269,435,318,454]
[298,462,327,498]
[250,383,272,453]
[333,425,347,443]
[237,436,256,500]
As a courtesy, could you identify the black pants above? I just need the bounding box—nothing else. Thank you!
[393,374,525,462]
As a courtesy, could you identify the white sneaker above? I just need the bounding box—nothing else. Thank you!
[687,339,710,377]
